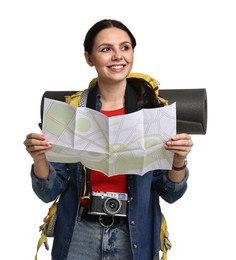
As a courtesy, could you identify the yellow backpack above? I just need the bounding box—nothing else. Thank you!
[65,72,168,107]
[35,196,59,260]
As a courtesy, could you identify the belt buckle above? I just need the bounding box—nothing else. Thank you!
[98,215,115,228]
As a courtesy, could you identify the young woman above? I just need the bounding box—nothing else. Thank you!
[24,19,193,260]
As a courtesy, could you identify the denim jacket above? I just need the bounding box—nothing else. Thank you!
[31,163,188,260]
[31,89,189,260]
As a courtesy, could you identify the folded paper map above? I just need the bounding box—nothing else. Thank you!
[42,98,176,177]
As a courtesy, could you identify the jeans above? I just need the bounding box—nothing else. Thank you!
[66,208,133,260]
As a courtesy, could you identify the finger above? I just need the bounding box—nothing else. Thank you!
[26,144,51,152]
[25,139,50,147]
[165,140,193,148]
[166,134,193,147]
[171,133,192,141]
[24,134,50,147]
[26,133,46,141]
[164,145,191,152]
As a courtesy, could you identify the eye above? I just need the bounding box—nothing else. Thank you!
[121,44,131,51]
[101,47,111,52]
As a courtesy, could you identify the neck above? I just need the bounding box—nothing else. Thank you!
[98,81,126,110]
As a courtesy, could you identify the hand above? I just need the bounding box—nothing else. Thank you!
[164,133,193,165]
[23,133,52,162]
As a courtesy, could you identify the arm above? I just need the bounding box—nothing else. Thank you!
[24,133,72,202]
[164,133,193,183]
[153,133,193,203]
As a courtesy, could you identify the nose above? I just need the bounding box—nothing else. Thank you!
[111,50,123,61]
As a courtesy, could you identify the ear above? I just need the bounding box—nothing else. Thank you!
[84,52,94,67]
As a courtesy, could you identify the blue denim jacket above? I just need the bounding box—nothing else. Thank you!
[31,162,188,260]
[31,92,189,259]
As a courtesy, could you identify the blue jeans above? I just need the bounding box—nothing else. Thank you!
[66,208,133,260]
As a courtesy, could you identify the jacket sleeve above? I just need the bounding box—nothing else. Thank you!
[31,162,70,203]
[152,168,189,203]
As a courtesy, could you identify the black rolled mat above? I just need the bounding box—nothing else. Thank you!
[159,88,207,134]
[39,89,207,135]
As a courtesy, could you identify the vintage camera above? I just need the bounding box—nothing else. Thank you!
[88,191,128,217]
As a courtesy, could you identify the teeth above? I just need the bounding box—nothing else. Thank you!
[111,65,123,69]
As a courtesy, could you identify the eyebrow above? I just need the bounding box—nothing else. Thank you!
[96,41,132,49]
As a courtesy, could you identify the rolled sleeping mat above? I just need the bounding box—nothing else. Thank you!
[39,91,77,130]
[39,88,207,135]
[159,88,207,134]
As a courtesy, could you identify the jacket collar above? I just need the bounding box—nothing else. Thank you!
[86,82,138,114]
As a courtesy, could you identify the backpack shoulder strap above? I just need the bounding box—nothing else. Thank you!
[65,88,89,107]
[160,213,172,260]
[35,196,59,260]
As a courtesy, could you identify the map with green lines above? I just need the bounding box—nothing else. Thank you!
[43,98,176,177]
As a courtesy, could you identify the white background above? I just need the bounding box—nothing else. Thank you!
[1,0,235,259]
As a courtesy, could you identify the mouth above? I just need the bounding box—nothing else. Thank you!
[108,65,126,71]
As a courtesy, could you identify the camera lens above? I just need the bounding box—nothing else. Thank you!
[103,198,122,215]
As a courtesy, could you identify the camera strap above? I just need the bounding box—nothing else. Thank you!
[81,167,92,200]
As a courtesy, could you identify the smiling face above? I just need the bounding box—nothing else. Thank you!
[84,27,134,85]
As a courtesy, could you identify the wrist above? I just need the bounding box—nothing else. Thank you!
[172,159,187,171]
[33,156,47,164]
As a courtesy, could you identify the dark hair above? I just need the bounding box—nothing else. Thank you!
[84,19,136,54]
[127,78,165,109]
